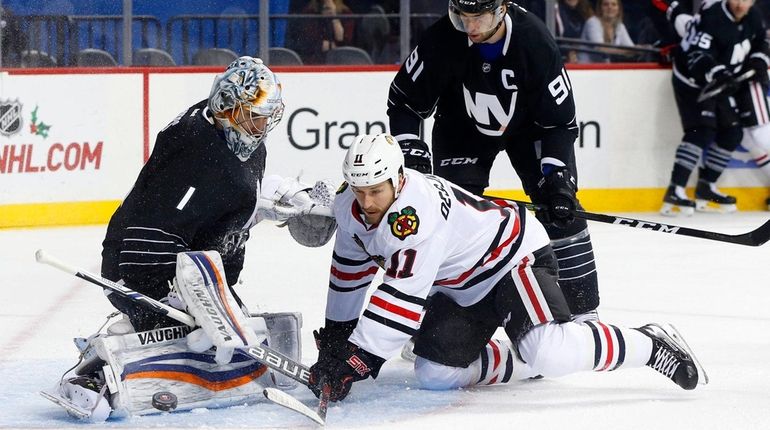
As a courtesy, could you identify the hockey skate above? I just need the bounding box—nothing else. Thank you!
[694,180,737,213]
[660,185,695,216]
[637,323,708,390]
[40,376,112,421]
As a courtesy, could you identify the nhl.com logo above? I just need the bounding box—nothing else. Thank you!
[0,98,23,137]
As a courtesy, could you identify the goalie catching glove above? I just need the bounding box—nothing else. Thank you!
[256,175,337,247]
[256,175,335,222]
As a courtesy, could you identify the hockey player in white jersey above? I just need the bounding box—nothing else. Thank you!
[307,133,706,402]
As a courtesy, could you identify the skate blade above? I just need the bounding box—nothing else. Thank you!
[656,323,709,386]
[660,203,694,217]
[695,200,737,213]
[39,390,91,419]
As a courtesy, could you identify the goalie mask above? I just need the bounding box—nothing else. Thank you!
[343,133,405,197]
[208,56,285,161]
[448,0,506,36]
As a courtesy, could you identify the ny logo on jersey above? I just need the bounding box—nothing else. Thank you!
[729,39,752,65]
[462,85,517,137]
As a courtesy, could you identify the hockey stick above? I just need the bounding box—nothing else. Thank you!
[483,196,770,246]
[263,379,330,426]
[36,249,328,425]
[696,69,755,103]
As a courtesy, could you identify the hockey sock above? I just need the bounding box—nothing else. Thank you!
[517,321,652,378]
[583,321,652,372]
[699,143,733,183]
[551,229,599,314]
[670,141,703,186]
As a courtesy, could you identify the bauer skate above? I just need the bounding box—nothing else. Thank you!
[660,185,695,216]
[695,180,737,213]
[637,323,708,390]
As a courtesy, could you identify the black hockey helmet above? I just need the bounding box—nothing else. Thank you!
[448,0,507,36]
[449,0,504,15]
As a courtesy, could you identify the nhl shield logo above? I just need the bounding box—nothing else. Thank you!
[0,99,23,136]
[387,206,419,240]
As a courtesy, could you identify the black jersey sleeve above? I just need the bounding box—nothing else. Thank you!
[682,10,725,82]
[521,17,579,165]
[387,17,459,140]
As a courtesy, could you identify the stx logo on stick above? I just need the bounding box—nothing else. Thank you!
[613,217,680,233]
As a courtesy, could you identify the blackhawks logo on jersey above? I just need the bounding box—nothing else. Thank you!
[387,206,419,240]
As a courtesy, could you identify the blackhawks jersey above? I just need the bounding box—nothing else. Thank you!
[327,170,551,360]
[674,0,769,87]
[387,4,578,165]
[102,99,266,291]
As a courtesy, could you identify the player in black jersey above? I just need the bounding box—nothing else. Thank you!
[660,0,770,215]
[101,57,329,331]
[386,0,599,319]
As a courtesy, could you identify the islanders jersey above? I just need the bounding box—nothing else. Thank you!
[327,170,551,360]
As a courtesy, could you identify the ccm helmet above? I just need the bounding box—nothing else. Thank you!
[448,0,506,34]
[208,56,285,161]
[343,134,405,197]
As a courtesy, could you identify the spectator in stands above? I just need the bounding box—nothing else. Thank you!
[556,0,594,63]
[1,6,26,67]
[295,0,355,64]
[578,0,635,63]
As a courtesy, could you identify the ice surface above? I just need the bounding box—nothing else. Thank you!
[2,212,769,429]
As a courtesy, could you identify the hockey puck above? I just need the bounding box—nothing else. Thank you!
[151,391,178,411]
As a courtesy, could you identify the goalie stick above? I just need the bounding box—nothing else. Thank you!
[696,69,755,103]
[484,196,770,247]
[35,249,328,425]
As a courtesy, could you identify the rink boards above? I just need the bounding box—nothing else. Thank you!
[1,65,768,228]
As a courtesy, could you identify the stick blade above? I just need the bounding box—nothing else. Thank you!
[263,387,325,426]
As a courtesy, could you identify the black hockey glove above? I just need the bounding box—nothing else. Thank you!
[308,340,385,402]
[535,166,578,229]
[400,139,432,174]
[313,318,358,360]
[745,57,770,84]
[707,68,739,99]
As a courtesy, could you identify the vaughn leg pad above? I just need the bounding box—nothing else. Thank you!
[93,325,271,416]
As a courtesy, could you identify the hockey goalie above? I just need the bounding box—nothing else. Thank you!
[41,250,303,421]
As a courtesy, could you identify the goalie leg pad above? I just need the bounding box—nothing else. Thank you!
[92,324,271,416]
[257,312,303,389]
[175,250,262,364]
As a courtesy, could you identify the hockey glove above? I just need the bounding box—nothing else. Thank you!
[313,318,358,360]
[400,139,432,174]
[745,56,770,84]
[535,166,578,229]
[706,68,739,100]
[308,340,385,402]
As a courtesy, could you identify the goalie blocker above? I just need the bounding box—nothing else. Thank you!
[42,250,303,420]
